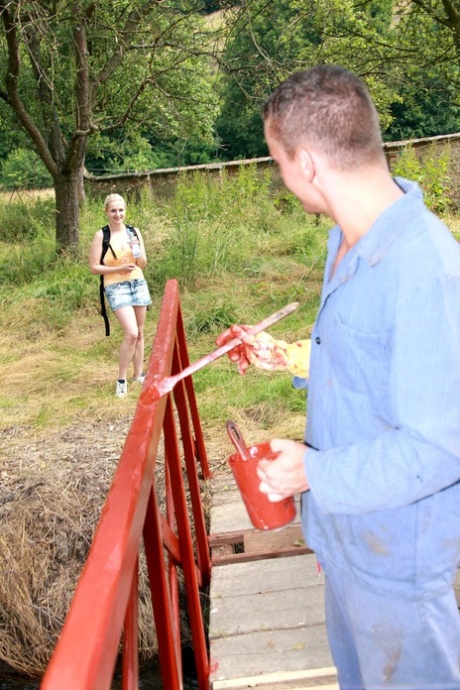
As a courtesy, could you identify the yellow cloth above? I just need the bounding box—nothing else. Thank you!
[285,339,311,378]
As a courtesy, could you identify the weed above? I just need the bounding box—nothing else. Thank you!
[186,302,237,335]
[392,144,452,213]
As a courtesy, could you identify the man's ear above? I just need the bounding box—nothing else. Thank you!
[297,147,315,182]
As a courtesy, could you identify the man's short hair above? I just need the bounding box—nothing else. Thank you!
[263,65,384,170]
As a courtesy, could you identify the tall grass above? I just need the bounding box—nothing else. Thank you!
[1,167,459,440]
[0,169,327,440]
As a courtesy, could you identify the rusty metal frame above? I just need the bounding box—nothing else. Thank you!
[42,279,212,690]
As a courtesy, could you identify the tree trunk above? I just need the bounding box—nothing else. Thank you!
[78,169,87,205]
[54,172,81,252]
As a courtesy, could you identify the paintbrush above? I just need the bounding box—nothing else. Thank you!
[143,301,300,402]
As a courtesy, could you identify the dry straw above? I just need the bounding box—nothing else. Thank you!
[0,417,197,677]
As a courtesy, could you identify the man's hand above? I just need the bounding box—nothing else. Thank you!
[215,325,253,375]
[257,439,309,501]
[215,327,290,375]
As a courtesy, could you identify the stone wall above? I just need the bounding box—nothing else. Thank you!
[86,133,460,207]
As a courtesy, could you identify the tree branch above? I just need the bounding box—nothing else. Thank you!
[0,2,59,178]
[92,0,163,94]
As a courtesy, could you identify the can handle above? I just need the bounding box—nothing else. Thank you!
[226,420,251,461]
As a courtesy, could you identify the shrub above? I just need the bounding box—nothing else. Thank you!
[0,149,53,190]
[0,194,55,243]
[154,165,290,287]
[391,144,452,213]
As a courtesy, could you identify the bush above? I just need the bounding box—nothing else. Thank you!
[153,165,291,287]
[0,195,55,244]
[0,149,53,190]
[392,144,452,213]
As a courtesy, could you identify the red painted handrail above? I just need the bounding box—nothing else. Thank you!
[41,279,212,690]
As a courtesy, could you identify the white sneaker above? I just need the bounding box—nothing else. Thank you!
[116,379,127,397]
[133,373,145,385]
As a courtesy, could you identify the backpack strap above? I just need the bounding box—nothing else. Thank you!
[126,224,139,241]
[99,225,115,337]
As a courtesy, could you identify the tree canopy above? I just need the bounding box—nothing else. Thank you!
[215,0,460,158]
[2,0,460,249]
[0,0,220,248]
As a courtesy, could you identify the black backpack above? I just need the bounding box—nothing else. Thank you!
[99,224,139,336]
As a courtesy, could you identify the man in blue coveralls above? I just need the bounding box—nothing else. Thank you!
[216,65,460,689]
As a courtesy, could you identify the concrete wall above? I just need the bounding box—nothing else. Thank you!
[86,133,460,207]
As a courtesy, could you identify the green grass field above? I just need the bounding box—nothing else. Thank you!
[0,176,327,451]
[1,172,459,447]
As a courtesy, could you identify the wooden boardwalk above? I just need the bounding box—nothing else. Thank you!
[207,473,338,690]
[207,473,460,690]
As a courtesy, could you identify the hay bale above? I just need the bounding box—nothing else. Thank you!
[0,418,169,677]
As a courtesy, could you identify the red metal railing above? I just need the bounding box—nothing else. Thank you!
[41,279,212,690]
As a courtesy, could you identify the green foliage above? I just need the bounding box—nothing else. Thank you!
[0,173,321,432]
[0,233,56,285]
[384,74,460,142]
[0,149,53,190]
[0,0,222,249]
[30,260,95,312]
[152,165,292,286]
[0,194,55,244]
[186,301,237,335]
[216,0,399,160]
[0,103,29,161]
[86,134,160,176]
[392,145,452,213]
[86,132,221,175]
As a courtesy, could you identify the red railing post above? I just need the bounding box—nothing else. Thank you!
[122,562,139,690]
[163,396,209,690]
[41,280,212,690]
[173,301,211,478]
[171,347,212,587]
[143,485,183,690]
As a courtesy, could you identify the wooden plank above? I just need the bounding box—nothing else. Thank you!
[210,557,325,638]
[209,554,333,685]
[210,589,325,638]
[210,496,253,534]
[244,524,305,553]
[209,524,313,566]
[212,667,338,689]
[210,552,322,597]
[211,545,313,566]
[209,627,334,685]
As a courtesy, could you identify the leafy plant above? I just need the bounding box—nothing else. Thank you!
[391,144,452,213]
[186,302,237,335]
[0,194,55,243]
[0,149,53,190]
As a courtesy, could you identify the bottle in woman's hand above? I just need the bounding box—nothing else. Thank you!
[131,242,142,258]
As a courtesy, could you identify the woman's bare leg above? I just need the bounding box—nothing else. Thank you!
[113,307,139,380]
[132,306,147,378]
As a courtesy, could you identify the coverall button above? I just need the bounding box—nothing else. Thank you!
[315,336,321,345]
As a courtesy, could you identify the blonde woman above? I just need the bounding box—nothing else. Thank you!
[89,193,152,397]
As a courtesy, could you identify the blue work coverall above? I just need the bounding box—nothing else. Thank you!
[302,178,460,689]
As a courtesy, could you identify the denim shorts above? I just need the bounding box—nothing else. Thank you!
[105,279,152,312]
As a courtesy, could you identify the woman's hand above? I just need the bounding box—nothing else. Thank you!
[118,263,138,274]
[257,439,309,501]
